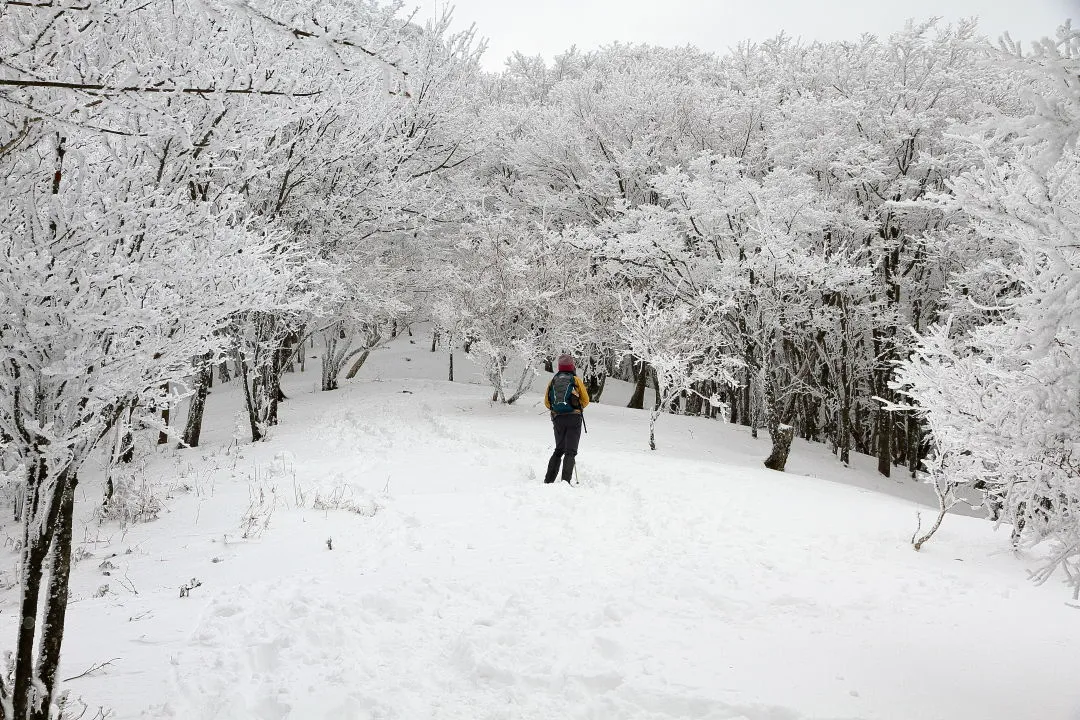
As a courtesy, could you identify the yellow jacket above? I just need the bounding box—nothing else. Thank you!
[544,374,590,413]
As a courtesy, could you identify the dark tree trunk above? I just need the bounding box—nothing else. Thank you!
[218,355,232,384]
[14,542,47,720]
[117,400,136,464]
[853,402,869,455]
[276,333,296,388]
[282,328,300,374]
[685,384,703,416]
[838,318,852,466]
[262,362,280,427]
[118,430,134,463]
[448,348,454,382]
[764,425,795,472]
[800,395,817,441]
[182,353,214,448]
[727,386,741,425]
[627,359,649,410]
[907,414,922,478]
[344,350,371,380]
[239,355,263,442]
[267,335,293,425]
[838,405,851,465]
[13,467,48,720]
[740,368,752,428]
[749,370,758,439]
[14,462,71,720]
[584,371,606,402]
[761,371,794,472]
[34,477,76,719]
[874,216,902,477]
[876,392,892,478]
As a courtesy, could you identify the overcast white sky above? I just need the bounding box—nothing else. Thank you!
[414,0,1077,70]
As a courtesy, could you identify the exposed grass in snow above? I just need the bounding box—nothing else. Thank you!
[1,330,1078,719]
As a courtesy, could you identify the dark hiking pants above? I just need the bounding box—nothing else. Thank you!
[545,413,583,483]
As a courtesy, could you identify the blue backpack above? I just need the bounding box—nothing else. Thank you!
[549,372,578,414]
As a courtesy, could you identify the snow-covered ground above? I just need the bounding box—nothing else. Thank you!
[3,330,1079,720]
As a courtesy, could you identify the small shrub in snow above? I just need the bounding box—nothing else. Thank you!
[311,484,380,517]
[239,482,278,539]
[179,578,202,598]
[98,472,163,527]
[56,692,115,720]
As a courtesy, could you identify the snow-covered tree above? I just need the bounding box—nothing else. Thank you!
[617,293,740,450]
[894,24,1080,592]
[433,218,588,404]
[0,0,423,714]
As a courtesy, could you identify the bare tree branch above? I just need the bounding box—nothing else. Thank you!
[62,657,119,683]
[0,77,322,96]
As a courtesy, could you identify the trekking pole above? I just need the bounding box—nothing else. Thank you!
[574,464,580,486]
[581,414,587,433]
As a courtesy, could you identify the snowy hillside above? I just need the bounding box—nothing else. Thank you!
[2,331,1076,720]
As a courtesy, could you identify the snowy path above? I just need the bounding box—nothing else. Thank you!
[6,344,1079,720]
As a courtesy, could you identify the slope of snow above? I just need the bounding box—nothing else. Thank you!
[2,329,1078,720]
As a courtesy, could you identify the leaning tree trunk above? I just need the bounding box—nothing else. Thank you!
[913,471,957,551]
[181,352,214,448]
[342,323,381,381]
[344,350,371,380]
[322,323,374,391]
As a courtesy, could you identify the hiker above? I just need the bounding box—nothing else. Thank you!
[543,353,590,484]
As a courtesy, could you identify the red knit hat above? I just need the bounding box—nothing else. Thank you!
[557,354,575,372]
